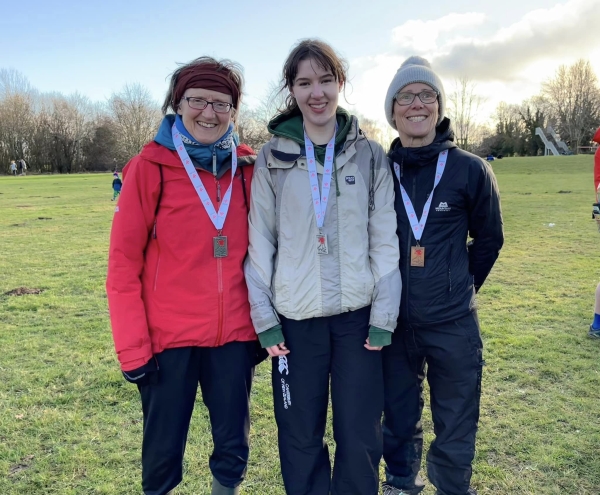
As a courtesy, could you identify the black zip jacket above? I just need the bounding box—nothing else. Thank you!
[389,118,504,325]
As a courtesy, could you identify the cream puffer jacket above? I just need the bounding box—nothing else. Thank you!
[244,116,401,335]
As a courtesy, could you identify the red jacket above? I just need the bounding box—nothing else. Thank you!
[106,141,257,371]
[594,127,600,192]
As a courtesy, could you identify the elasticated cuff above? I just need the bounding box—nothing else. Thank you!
[257,325,284,348]
[369,326,392,347]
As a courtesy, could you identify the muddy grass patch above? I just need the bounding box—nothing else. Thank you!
[4,287,45,296]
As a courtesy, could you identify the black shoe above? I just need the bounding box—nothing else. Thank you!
[382,484,421,495]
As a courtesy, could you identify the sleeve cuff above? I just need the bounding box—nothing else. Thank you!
[257,324,284,348]
[369,326,392,347]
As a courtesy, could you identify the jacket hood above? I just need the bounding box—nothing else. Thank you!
[594,126,600,144]
[388,117,457,166]
[267,107,353,147]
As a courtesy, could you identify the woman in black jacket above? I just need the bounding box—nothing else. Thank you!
[380,56,504,495]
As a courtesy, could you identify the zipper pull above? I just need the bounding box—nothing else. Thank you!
[212,150,217,177]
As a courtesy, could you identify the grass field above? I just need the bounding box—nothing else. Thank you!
[1,155,599,494]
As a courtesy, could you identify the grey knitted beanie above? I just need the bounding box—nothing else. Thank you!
[384,56,445,129]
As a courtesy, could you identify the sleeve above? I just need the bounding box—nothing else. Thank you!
[367,142,401,332]
[467,158,504,291]
[244,144,281,334]
[106,156,161,371]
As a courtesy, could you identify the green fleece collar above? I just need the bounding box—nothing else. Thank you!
[267,107,353,148]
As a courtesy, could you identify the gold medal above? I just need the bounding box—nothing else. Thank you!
[410,245,425,267]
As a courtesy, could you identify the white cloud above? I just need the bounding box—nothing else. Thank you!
[433,0,600,80]
[350,0,600,124]
[391,12,486,53]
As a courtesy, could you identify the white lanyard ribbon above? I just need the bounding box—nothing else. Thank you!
[393,150,448,242]
[304,126,336,229]
[172,124,237,231]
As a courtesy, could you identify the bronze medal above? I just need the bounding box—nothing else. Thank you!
[410,245,425,267]
[213,236,228,258]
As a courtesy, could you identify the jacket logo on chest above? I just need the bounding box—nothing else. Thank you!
[345,176,355,185]
[435,201,451,212]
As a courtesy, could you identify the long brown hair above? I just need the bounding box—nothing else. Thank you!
[278,39,349,115]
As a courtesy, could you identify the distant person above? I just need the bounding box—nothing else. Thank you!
[589,126,600,338]
[111,172,122,201]
[17,160,23,175]
[20,159,27,176]
[9,160,17,176]
[245,39,400,495]
[381,56,503,495]
[106,56,263,495]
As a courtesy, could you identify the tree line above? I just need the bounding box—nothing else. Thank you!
[2,59,599,174]
[0,69,163,173]
[476,59,600,157]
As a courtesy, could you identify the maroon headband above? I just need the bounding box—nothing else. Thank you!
[174,66,240,110]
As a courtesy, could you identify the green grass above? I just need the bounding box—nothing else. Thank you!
[0,156,599,494]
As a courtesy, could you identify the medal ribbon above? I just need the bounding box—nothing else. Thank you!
[304,125,337,229]
[393,150,448,242]
[172,124,237,231]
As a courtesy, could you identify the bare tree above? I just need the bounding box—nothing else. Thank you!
[109,83,161,162]
[41,92,94,173]
[236,81,287,151]
[542,59,600,152]
[0,69,36,170]
[0,68,33,96]
[447,77,485,152]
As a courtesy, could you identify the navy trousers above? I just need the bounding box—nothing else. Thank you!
[137,342,257,495]
[273,306,384,495]
[382,312,484,495]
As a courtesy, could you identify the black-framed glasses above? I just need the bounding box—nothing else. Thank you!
[395,90,438,106]
[181,96,233,113]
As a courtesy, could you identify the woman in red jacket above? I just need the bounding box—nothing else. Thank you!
[106,56,261,495]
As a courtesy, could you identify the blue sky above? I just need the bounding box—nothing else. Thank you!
[2,0,599,125]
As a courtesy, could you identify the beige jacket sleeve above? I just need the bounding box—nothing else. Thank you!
[367,142,401,331]
[244,144,281,334]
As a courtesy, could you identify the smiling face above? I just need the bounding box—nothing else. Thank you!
[290,58,342,142]
[177,87,233,144]
[393,82,439,147]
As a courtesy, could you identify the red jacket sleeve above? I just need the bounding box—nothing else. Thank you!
[106,155,161,371]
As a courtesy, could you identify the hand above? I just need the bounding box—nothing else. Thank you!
[364,337,383,351]
[122,357,159,386]
[266,342,290,357]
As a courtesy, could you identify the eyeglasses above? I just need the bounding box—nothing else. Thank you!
[181,96,233,113]
[395,90,438,106]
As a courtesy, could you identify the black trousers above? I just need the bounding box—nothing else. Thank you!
[137,342,256,495]
[273,306,384,495]
[382,312,484,495]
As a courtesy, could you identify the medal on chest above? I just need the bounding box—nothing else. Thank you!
[213,235,228,258]
[172,124,237,258]
[410,245,425,267]
[393,151,448,269]
[316,233,328,255]
[304,125,336,255]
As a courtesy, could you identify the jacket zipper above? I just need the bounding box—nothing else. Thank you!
[216,257,224,345]
[403,170,416,323]
[214,168,224,346]
[447,239,453,295]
